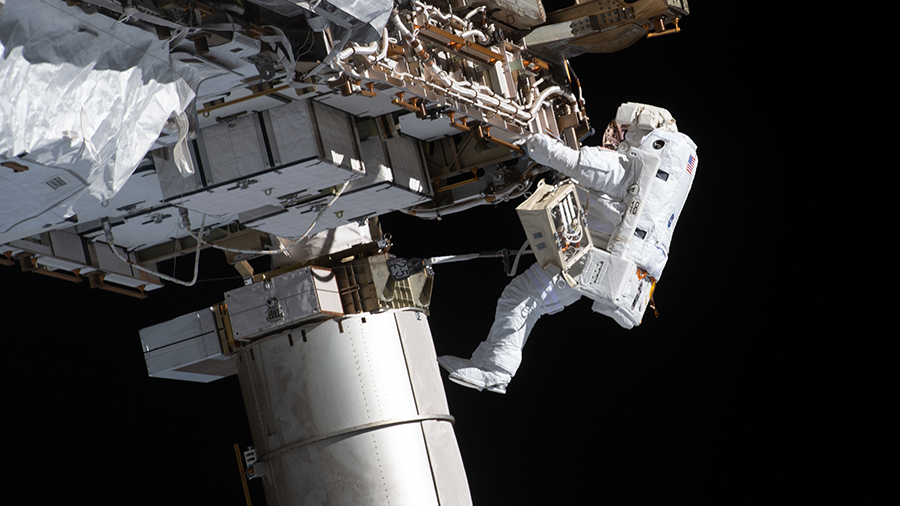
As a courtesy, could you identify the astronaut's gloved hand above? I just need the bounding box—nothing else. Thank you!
[513,136,530,162]
[525,133,579,173]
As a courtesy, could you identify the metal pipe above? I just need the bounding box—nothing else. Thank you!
[404,177,533,219]
[339,40,380,60]
[178,182,347,256]
[197,85,290,116]
[465,6,486,20]
[287,181,350,242]
[391,13,536,125]
[459,29,488,44]
[178,208,289,257]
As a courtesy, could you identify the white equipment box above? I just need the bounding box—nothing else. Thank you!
[225,266,344,340]
[516,180,592,277]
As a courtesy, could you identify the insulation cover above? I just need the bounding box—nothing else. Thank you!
[0,1,194,223]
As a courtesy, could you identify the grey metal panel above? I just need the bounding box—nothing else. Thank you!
[48,229,87,264]
[314,88,402,118]
[138,308,233,382]
[235,311,473,506]
[395,310,449,416]
[102,168,167,216]
[139,308,218,352]
[200,114,266,184]
[100,206,225,251]
[154,149,202,201]
[146,369,224,383]
[347,135,391,191]
[384,134,432,197]
[169,157,338,217]
[266,99,320,165]
[268,424,439,506]
[225,267,342,339]
[34,255,91,273]
[0,157,88,244]
[89,240,134,277]
[143,333,221,377]
[312,100,363,172]
[242,0,307,17]
[422,420,474,506]
[170,99,365,219]
[398,112,460,142]
[250,131,429,238]
[299,181,429,233]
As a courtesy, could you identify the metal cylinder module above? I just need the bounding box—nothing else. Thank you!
[234,310,472,506]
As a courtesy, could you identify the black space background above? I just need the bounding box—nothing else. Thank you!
[2,3,813,505]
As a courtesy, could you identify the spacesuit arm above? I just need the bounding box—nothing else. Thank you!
[525,133,629,199]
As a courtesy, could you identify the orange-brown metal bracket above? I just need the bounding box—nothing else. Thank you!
[217,303,241,352]
[31,267,84,283]
[391,92,426,117]
[447,112,470,132]
[417,24,501,65]
[17,255,83,283]
[522,57,550,72]
[646,17,681,39]
[431,168,480,193]
[359,82,377,97]
[198,85,291,116]
[474,125,524,155]
[87,272,148,299]
[637,268,659,318]
[2,161,29,173]
[233,444,254,506]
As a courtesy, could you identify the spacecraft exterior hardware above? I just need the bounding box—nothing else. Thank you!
[1,1,691,504]
[516,179,592,280]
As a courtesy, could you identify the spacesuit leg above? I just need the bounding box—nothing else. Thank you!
[438,263,581,393]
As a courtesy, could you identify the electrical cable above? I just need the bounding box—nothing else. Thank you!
[101,214,205,287]
[287,181,350,242]
[508,239,531,277]
[175,181,350,257]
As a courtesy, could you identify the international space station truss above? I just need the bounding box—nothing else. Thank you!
[1,0,689,298]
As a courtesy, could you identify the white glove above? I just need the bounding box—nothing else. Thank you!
[524,133,579,173]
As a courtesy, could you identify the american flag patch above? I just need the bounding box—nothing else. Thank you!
[686,154,697,175]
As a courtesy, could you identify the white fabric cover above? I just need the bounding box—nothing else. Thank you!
[272,222,373,269]
[0,1,193,236]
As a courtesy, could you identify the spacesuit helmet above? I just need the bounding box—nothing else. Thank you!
[615,103,677,134]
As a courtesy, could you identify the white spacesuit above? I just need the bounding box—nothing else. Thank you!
[438,103,699,394]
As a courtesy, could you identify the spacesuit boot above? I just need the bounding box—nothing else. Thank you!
[438,263,582,394]
[437,356,510,394]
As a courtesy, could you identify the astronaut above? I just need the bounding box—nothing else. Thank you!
[437,103,698,394]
